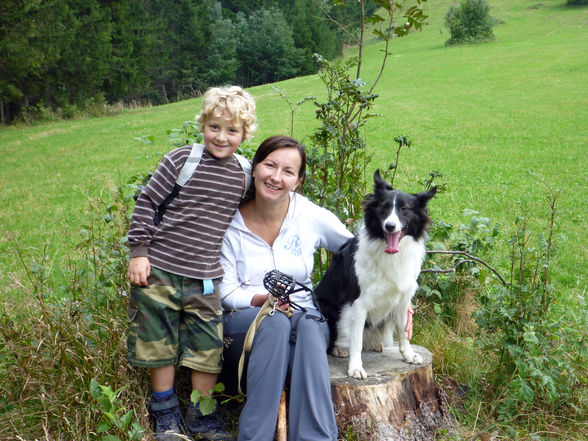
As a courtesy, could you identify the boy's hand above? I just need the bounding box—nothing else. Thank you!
[128,257,150,286]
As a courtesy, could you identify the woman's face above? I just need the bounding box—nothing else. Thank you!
[253,147,303,203]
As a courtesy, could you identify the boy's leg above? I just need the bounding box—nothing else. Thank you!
[127,267,182,367]
[127,267,185,440]
[151,365,176,391]
[191,370,218,396]
[179,278,234,440]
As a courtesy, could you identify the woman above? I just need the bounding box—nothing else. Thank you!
[219,135,354,441]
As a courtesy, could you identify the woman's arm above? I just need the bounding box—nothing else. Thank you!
[314,204,355,252]
[219,233,260,310]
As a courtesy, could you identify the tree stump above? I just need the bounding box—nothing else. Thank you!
[329,345,454,440]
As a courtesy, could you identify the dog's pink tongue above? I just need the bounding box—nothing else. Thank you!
[385,231,401,254]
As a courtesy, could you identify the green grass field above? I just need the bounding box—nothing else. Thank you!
[1,0,585,299]
[0,0,586,438]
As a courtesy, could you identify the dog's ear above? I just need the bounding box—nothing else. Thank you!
[373,169,392,191]
[415,186,437,206]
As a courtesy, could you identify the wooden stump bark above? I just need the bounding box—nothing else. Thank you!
[329,345,453,440]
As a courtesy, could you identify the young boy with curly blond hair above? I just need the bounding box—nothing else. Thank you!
[127,86,256,441]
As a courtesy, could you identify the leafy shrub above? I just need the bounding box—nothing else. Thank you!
[473,188,583,423]
[305,54,377,224]
[0,175,150,438]
[419,177,586,435]
[90,379,145,441]
[444,0,496,46]
[419,210,501,325]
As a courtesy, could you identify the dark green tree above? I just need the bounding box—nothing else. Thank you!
[281,0,342,75]
[0,0,76,121]
[235,7,303,87]
[198,1,239,88]
[102,1,153,103]
[444,0,495,46]
[143,0,210,103]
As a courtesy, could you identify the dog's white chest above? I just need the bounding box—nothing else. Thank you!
[353,232,424,320]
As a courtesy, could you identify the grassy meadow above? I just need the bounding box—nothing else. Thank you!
[0,0,586,438]
[1,0,585,296]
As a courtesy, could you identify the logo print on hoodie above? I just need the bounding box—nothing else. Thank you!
[284,235,302,256]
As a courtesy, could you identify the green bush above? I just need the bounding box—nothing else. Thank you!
[418,177,586,435]
[444,0,496,46]
[0,176,150,438]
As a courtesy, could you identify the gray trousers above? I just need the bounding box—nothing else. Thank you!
[222,307,338,441]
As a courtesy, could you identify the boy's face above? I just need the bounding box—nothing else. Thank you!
[203,114,245,159]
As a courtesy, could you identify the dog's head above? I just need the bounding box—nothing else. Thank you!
[363,170,437,253]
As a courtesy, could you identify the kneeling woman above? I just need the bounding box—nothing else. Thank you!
[219,136,354,441]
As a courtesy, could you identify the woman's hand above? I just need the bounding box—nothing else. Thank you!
[405,305,414,340]
[250,294,290,311]
[276,299,290,311]
[128,257,150,286]
[250,294,269,306]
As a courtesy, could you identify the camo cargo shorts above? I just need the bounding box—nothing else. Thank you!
[127,266,223,373]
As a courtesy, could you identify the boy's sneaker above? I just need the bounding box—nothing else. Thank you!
[185,402,235,441]
[149,394,188,441]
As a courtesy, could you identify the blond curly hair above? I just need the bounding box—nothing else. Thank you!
[196,86,257,140]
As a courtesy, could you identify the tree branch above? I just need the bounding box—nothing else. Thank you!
[422,250,508,286]
[311,0,360,46]
[368,4,394,95]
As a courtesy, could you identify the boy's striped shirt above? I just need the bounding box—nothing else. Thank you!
[128,145,245,280]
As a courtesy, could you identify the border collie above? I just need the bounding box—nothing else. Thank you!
[315,170,436,379]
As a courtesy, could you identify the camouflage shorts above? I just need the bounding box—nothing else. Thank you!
[127,266,223,373]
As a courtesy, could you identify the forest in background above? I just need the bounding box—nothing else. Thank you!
[0,0,377,124]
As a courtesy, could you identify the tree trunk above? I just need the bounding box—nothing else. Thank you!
[329,345,454,440]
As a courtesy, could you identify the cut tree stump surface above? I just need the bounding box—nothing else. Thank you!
[328,345,453,440]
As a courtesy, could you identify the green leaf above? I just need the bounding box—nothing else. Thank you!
[366,14,385,24]
[190,389,202,404]
[199,396,217,416]
[97,421,111,433]
[97,396,113,413]
[120,410,133,429]
[129,422,146,441]
[104,412,118,425]
[211,383,225,394]
[90,378,101,398]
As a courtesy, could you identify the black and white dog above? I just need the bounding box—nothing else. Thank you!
[315,170,436,379]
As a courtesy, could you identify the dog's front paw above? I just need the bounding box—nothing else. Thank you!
[401,351,424,364]
[348,366,367,379]
[331,346,349,358]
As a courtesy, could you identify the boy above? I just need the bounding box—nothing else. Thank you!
[127,86,256,441]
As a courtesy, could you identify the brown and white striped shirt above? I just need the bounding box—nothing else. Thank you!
[128,145,246,279]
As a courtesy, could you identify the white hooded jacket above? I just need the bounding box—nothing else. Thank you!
[220,192,354,310]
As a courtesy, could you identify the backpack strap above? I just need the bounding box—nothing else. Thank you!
[153,144,252,225]
[153,144,204,225]
[234,153,252,196]
[177,143,205,186]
